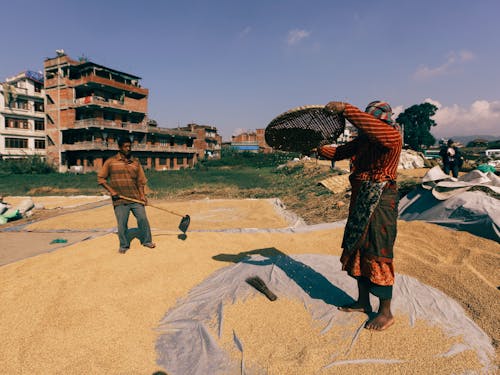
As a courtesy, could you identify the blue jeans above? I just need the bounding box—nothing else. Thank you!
[113,203,153,250]
[443,163,459,178]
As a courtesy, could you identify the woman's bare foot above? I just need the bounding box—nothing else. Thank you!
[338,301,372,313]
[365,312,394,331]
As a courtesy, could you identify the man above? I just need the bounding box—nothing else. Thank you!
[97,138,155,253]
[316,100,402,331]
[439,139,461,178]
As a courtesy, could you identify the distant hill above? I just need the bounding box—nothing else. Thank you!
[432,135,499,145]
[452,135,499,145]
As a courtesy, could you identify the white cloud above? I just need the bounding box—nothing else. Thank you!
[413,50,476,80]
[286,29,311,45]
[423,98,500,136]
[392,105,404,119]
[232,128,247,137]
[239,26,252,37]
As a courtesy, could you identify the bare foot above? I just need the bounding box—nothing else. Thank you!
[365,313,394,331]
[338,302,372,313]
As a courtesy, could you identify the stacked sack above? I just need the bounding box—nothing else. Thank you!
[0,198,34,225]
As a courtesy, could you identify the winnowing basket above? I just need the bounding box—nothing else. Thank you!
[265,105,346,153]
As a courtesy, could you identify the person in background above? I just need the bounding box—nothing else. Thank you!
[315,100,402,331]
[97,138,155,254]
[439,139,462,178]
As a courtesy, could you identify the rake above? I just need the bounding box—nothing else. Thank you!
[118,195,191,234]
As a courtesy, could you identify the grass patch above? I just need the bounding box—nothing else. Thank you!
[0,151,425,225]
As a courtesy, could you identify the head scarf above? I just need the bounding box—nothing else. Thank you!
[365,101,395,126]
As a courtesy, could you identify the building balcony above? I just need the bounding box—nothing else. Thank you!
[74,95,125,109]
[0,106,45,118]
[69,74,148,97]
[72,119,149,132]
[2,86,44,98]
[61,141,197,154]
[69,119,198,139]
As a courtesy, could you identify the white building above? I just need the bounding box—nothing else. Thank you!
[0,71,46,159]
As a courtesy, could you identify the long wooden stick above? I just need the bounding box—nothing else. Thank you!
[118,195,185,218]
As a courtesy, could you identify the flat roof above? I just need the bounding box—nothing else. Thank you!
[75,61,141,80]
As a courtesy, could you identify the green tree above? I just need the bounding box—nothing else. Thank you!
[396,103,438,151]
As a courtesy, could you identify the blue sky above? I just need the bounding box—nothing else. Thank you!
[2,0,499,140]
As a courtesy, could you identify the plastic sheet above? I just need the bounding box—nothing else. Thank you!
[155,254,495,374]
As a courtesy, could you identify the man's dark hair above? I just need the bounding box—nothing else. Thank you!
[118,137,131,147]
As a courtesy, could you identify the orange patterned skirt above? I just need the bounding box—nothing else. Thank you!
[341,181,398,286]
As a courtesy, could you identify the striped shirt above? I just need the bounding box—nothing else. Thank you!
[97,153,147,206]
[318,103,402,182]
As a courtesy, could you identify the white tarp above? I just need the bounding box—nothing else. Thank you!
[155,254,495,375]
[398,149,426,169]
[399,166,500,242]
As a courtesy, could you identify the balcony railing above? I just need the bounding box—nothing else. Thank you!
[74,95,126,110]
[70,74,148,96]
[72,119,149,132]
[0,106,45,117]
[61,141,197,153]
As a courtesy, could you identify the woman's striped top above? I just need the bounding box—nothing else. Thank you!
[318,103,402,182]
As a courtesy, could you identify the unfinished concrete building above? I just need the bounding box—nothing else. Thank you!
[44,52,197,172]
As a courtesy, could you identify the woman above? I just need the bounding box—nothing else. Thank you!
[317,100,402,331]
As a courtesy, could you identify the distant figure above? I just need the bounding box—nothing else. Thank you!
[316,100,402,331]
[440,139,461,178]
[97,138,155,254]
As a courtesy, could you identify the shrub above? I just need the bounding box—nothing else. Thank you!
[200,150,300,169]
[0,155,55,175]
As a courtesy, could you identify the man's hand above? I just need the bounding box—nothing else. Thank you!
[325,101,346,114]
[140,196,148,205]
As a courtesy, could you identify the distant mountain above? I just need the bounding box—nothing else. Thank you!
[431,134,499,145]
[450,135,499,145]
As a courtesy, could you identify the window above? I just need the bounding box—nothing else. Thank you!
[159,157,166,165]
[34,82,43,93]
[34,102,44,112]
[15,100,29,110]
[177,157,184,165]
[5,118,29,129]
[35,120,45,131]
[35,139,46,149]
[5,137,28,149]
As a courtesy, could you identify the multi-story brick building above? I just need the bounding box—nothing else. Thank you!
[0,71,46,159]
[43,52,198,172]
[179,123,222,159]
[231,129,272,153]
